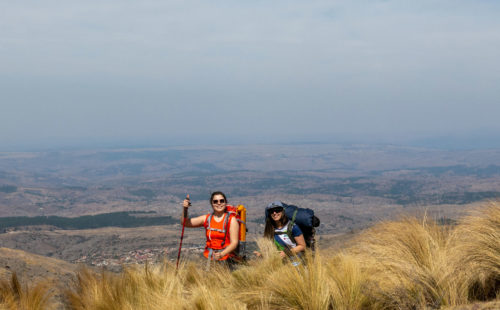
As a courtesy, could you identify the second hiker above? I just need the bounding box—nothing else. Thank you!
[264,201,306,265]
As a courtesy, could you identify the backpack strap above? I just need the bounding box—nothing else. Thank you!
[221,212,231,247]
[286,209,298,241]
[206,213,214,241]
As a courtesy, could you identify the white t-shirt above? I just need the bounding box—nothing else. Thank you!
[274,224,302,248]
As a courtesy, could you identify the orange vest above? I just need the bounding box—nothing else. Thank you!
[203,212,235,260]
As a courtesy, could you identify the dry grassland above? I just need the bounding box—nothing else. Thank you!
[1,202,499,310]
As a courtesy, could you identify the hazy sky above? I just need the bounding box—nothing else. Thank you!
[1,0,499,150]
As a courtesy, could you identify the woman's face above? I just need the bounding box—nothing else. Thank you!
[269,207,284,223]
[211,194,227,213]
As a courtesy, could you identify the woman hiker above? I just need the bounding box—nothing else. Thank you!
[262,201,306,265]
[181,191,239,267]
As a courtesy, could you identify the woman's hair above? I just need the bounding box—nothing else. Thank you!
[210,191,227,205]
[263,210,289,239]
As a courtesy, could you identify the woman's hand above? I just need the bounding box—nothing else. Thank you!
[213,252,224,260]
[182,194,191,208]
[279,251,287,259]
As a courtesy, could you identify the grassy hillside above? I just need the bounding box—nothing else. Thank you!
[1,202,499,309]
[0,247,77,310]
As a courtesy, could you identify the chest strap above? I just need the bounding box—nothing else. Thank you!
[206,212,230,246]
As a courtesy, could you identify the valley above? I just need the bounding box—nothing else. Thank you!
[0,143,499,270]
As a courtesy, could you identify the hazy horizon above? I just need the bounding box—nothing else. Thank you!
[2,131,500,153]
[2,1,499,151]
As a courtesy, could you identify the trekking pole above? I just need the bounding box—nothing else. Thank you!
[176,195,190,271]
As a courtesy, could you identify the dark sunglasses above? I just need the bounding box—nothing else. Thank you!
[269,207,283,214]
[212,199,226,204]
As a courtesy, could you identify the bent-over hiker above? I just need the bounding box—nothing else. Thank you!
[262,201,306,265]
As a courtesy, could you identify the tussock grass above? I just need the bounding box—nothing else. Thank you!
[187,263,246,310]
[0,273,56,310]
[348,216,466,309]
[264,252,331,310]
[449,203,500,300]
[8,202,499,309]
[231,238,286,307]
[325,253,370,310]
[66,262,187,310]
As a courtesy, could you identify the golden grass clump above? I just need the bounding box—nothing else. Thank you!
[235,243,369,310]
[229,238,290,308]
[66,260,245,310]
[449,202,500,300]
[263,252,331,310]
[66,262,187,310]
[186,263,246,310]
[0,273,56,310]
[190,276,247,310]
[231,238,286,298]
[348,216,466,309]
[325,253,370,310]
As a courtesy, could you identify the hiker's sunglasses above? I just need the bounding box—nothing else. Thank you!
[212,199,226,204]
[269,207,284,214]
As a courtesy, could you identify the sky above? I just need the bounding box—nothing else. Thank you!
[1,0,500,150]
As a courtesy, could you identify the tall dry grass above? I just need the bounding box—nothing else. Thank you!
[66,261,247,310]
[185,263,246,310]
[231,238,285,308]
[263,252,331,310]
[0,273,56,310]
[448,203,500,300]
[348,216,467,309]
[325,253,370,310]
[57,202,499,309]
[66,263,187,310]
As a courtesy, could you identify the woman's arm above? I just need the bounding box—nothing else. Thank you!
[214,215,239,259]
[291,234,306,254]
[183,213,206,227]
